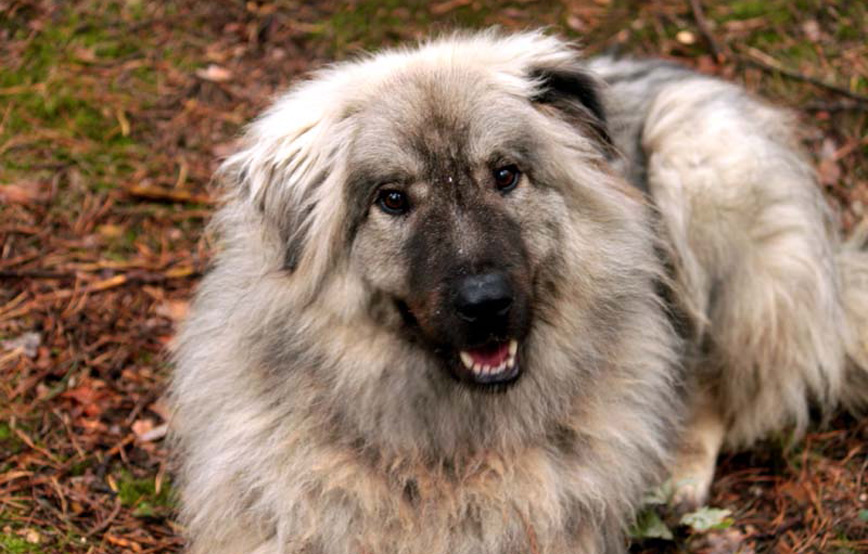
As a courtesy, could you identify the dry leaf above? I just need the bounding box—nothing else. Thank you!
[802,20,821,42]
[24,528,41,544]
[157,299,189,322]
[195,64,233,82]
[0,182,47,204]
[1,332,42,358]
[676,30,697,45]
[132,418,155,438]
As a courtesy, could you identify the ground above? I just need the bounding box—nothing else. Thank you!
[1,1,867,552]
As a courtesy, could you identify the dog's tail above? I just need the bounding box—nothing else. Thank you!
[839,220,868,411]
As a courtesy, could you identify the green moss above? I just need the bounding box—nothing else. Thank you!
[0,422,12,441]
[728,0,774,20]
[0,533,41,554]
[0,421,24,459]
[115,470,175,519]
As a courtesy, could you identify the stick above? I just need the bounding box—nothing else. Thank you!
[688,0,729,61]
[743,47,868,104]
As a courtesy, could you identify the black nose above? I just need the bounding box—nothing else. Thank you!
[454,273,513,323]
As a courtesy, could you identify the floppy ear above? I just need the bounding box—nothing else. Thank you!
[529,64,613,154]
[218,78,352,282]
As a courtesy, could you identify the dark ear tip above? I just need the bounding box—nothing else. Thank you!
[530,66,613,152]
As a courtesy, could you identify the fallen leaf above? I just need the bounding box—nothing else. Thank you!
[195,64,233,82]
[680,507,734,532]
[132,419,155,438]
[62,386,107,417]
[24,528,41,544]
[802,20,821,42]
[97,224,125,239]
[157,298,189,322]
[1,332,42,358]
[676,30,697,45]
[0,182,47,204]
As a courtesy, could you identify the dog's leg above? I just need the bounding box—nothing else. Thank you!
[669,388,726,513]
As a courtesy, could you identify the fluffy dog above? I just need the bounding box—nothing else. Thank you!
[170,31,868,553]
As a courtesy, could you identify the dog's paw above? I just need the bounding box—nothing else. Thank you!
[669,475,712,515]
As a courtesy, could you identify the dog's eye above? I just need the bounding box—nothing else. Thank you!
[493,165,521,193]
[377,189,410,215]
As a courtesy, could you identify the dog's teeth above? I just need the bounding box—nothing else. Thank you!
[508,340,518,357]
[506,355,516,369]
[460,351,474,369]
[472,363,482,373]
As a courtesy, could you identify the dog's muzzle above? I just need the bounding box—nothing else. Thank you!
[452,272,521,385]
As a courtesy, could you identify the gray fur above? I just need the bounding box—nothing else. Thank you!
[170,31,868,553]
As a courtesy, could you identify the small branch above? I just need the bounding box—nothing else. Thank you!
[688,0,729,62]
[125,185,215,204]
[0,268,200,282]
[743,47,868,104]
[803,100,868,113]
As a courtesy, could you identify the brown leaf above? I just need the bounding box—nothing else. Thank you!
[131,418,155,438]
[62,386,107,417]
[157,299,189,322]
[0,182,47,204]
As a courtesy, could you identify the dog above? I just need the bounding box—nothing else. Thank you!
[170,31,868,553]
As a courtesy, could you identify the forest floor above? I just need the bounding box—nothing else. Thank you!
[1,0,867,552]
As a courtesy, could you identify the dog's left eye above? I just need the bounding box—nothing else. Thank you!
[377,189,410,215]
[493,165,521,193]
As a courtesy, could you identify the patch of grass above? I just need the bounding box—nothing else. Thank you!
[0,533,41,554]
[323,1,430,54]
[115,470,175,519]
[0,3,161,191]
[0,421,25,460]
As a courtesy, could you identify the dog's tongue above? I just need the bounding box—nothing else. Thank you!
[466,341,510,367]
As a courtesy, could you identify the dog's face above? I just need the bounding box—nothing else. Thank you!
[344,64,609,388]
[214,32,669,452]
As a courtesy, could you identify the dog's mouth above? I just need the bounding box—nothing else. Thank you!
[457,339,520,386]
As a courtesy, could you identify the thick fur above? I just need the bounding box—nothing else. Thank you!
[170,31,868,554]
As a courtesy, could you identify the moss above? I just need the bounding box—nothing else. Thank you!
[0,421,24,459]
[115,470,175,519]
[728,0,774,20]
[0,533,41,554]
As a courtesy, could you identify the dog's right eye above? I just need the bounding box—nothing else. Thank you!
[377,189,410,215]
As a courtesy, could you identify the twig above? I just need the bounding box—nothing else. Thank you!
[803,100,868,113]
[0,270,73,280]
[125,185,215,204]
[742,47,868,104]
[0,268,200,282]
[85,496,123,538]
[688,0,729,61]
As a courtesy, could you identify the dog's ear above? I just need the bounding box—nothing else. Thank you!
[529,65,613,154]
[218,81,351,282]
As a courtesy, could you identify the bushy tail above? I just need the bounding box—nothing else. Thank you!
[839,221,868,411]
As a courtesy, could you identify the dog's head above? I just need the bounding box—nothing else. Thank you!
[221,32,648,394]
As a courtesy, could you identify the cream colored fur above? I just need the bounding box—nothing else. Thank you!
[171,32,868,553]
